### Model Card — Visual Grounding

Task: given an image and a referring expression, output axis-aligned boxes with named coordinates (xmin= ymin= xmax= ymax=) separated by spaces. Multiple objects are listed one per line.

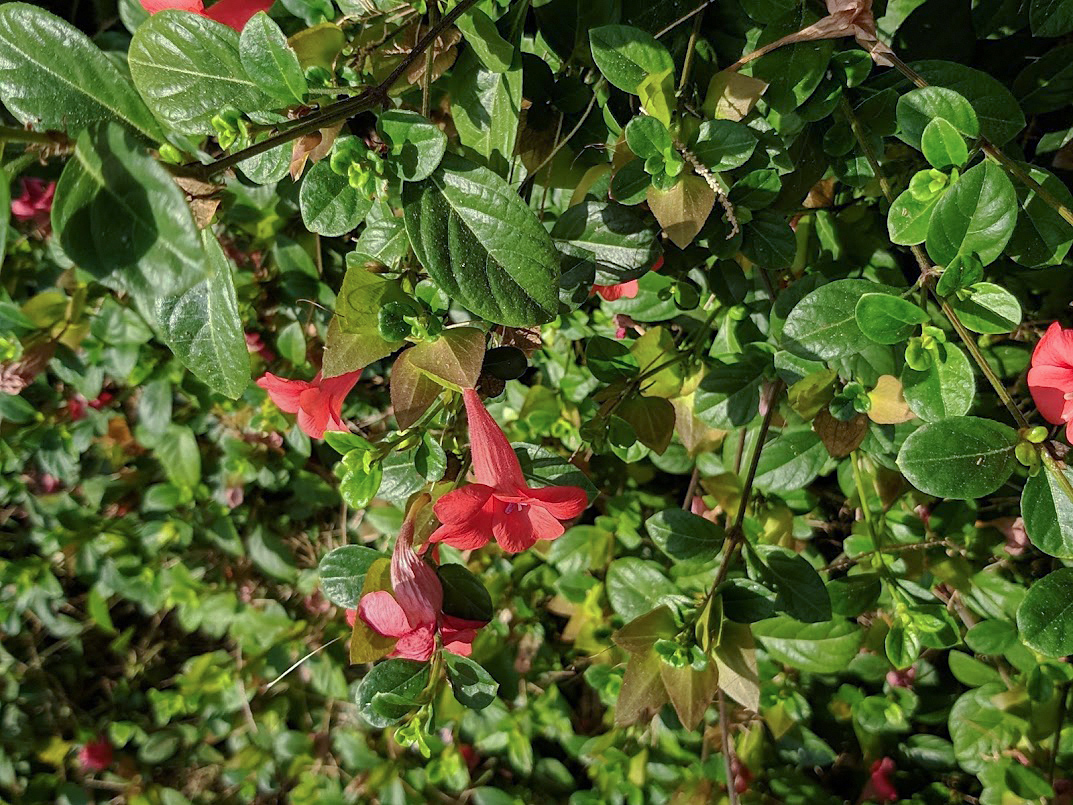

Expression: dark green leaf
xmin=691 ymin=120 xmax=757 ymax=172
xmin=403 ymin=153 xmax=559 ymax=327
xmin=445 ymin=654 xmax=498 ymax=709
xmin=300 ymin=159 xmax=373 ymax=237
xmin=450 ymin=50 xmax=521 ymax=179
xmin=910 ymin=61 xmax=1025 ymax=146
xmin=552 ymin=200 xmax=661 ymax=285
xmin=355 ymin=659 xmax=431 ymax=727
xmin=645 ymin=509 xmax=725 ymax=564
xmin=693 ymin=349 xmax=769 ymax=429
xmin=926 ymin=162 xmax=1017 ymax=268
xmin=1006 ymin=163 xmax=1073 ymax=268
xmin=754 ymin=545 xmax=832 ymax=623
xmin=751 ymin=616 xmax=862 ymax=673
xmin=318 ymin=545 xmax=385 ymax=608
xmin=1021 ymin=464 xmax=1073 ymax=559
xmin=896 ymin=416 xmax=1018 ymax=499
xmin=782 ymin=280 xmax=898 ymax=360
xmin=240 ymin=12 xmax=307 ymax=104
xmin=896 ymin=86 xmax=979 ymax=151
xmin=437 ymin=563 xmax=493 ymax=622
xmin=589 ymin=25 xmax=674 ymax=94
xmin=854 ymin=293 xmax=929 ymax=345
xmin=949 ymin=283 xmax=1021 ymax=334
xmin=1018 ymin=567 xmax=1073 ymax=656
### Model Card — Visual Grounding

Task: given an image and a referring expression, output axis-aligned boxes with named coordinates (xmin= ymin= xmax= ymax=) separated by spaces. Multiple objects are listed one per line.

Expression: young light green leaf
xmin=897 ymin=416 xmax=1018 ymax=499
xmin=949 ymin=282 xmax=1021 ymax=334
xmin=896 ymin=86 xmax=979 ymax=151
xmin=921 ymin=117 xmax=969 ymax=169
xmin=0 ymin=3 xmax=163 ymax=141
xmin=888 ymin=188 xmax=942 ymax=246
xmin=589 ymin=25 xmax=674 ymax=95
xmin=154 ymin=231 xmax=251 ymax=400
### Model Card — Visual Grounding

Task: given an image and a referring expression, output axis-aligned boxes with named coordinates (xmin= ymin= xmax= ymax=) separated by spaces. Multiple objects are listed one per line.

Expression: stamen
xmin=503 ymin=502 xmax=529 ymax=514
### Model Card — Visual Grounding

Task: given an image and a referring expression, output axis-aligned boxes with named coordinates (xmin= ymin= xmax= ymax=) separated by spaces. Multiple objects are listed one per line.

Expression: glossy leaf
xmin=854 ymin=293 xmax=929 ymax=345
xmin=589 ymin=25 xmax=674 ymax=94
xmin=1021 ymin=465 xmax=1073 ymax=559
xmin=445 ymin=654 xmax=498 ymax=709
xmin=645 ymin=509 xmax=725 ymax=564
xmin=379 ymin=110 xmax=448 ymax=182
xmin=240 ymin=12 xmax=307 ymax=104
xmin=901 ymin=343 xmax=975 ymax=422
xmin=897 ymin=416 xmax=1018 ymax=499
xmin=318 ymin=545 xmax=385 ymax=608
xmin=1017 ymin=568 xmax=1073 ymax=657
xmin=751 ymin=616 xmax=863 ymax=674
xmin=949 ymin=283 xmax=1022 ymax=334
xmin=299 ymin=159 xmax=373 ymax=237
xmin=355 ymin=659 xmax=431 ymax=728
xmin=782 ymin=280 xmax=899 ymax=361
xmin=926 ymin=162 xmax=1017 ymax=268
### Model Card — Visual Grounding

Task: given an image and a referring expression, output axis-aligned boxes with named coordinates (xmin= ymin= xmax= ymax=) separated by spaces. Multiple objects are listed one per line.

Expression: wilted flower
xmin=1028 ymin=322 xmax=1073 ymax=442
xmin=256 ymin=370 xmax=361 ymax=440
xmin=429 ymin=389 xmax=588 ymax=553
xmin=356 ymin=521 xmax=485 ymax=660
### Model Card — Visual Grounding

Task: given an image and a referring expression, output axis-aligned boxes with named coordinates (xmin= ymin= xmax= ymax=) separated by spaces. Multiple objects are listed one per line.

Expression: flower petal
xmin=202 ymin=0 xmax=274 ymax=30
xmin=523 ymin=484 xmax=589 ymax=520
xmin=594 ymin=279 xmax=639 ymax=301
xmin=357 ymin=591 xmax=411 ymax=638
xmin=141 ymin=0 xmax=205 ymax=13
xmin=526 ymin=504 xmax=566 ymax=542
xmin=391 ymin=625 xmax=436 ymax=661
xmin=491 ymin=503 xmax=536 ymax=553
xmin=1028 ymin=365 xmax=1073 ymax=426
xmin=463 ymin=388 xmax=526 ymax=490
xmin=391 ymin=522 xmax=443 ymax=624
xmin=429 ymin=521 xmax=491 ymax=551
xmin=256 ymin=372 xmax=309 ymax=414
xmin=1033 ymin=322 xmax=1073 ymax=371
xmin=434 ymin=484 xmax=495 ymax=523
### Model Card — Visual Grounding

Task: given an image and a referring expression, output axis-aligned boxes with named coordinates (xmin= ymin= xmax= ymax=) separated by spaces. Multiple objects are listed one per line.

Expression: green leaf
xmin=659 ymin=662 xmax=719 ymax=731
xmin=606 ymin=558 xmax=677 ymax=621
xmin=691 ymin=120 xmax=757 ymax=172
xmin=754 ymin=545 xmax=831 ymax=623
xmin=901 ymin=342 xmax=975 ymax=422
xmin=352 ymin=203 xmax=410 ymax=269
xmin=751 ymin=616 xmax=863 ymax=674
xmin=887 ymin=187 xmax=942 ymax=246
xmin=445 ymin=654 xmax=498 ymax=709
xmin=1021 ymin=465 xmax=1073 ymax=559
xmin=403 ymin=153 xmax=559 ymax=327
xmin=645 ymin=509 xmax=725 ymax=565
xmin=617 ymin=396 xmax=675 ymax=455
xmin=925 ymin=162 xmax=1017 ymax=268
xmin=157 ymin=424 xmax=201 ymax=491
xmin=1005 ymin=163 xmax=1073 ymax=268
xmin=1018 ymin=568 xmax=1073 ymax=656
xmin=327 ymin=260 xmax=407 ymax=373
xmin=827 ymin=574 xmax=881 ymax=618
xmin=921 ymin=117 xmax=969 ymax=169
xmin=752 ymin=429 xmax=827 ymax=495
xmin=450 ymin=49 xmax=521 ymax=179
xmin=240 ymin=12 xmax=308 ymax=105
xmin=782 ymin=280 xmax=898 ymax=361
xmin=740 ymin=211 xmax=795 ymax=268
xmin=355 ymin=659 xmax=431 ymax=728
xmin=1031 ymin=0 xmax=1073 ymax=36
xmin=0 ymin=3 xmax=163 ymax=140
xmin=379 ymin=110 xmax=447 ymax=182
xmin=338 ymin=452 xmax=383 ymax=508
xmin=611 ymin=160 xmax=651 ymax=205
xmin=551 ymin=200 xmax=661 ymax=285
xmin=455 ymin=7 xmax=513 ymax=72
xmin=589 ymin=25 xmax=674 ymax=94
xmin=910 ymin=61 xmax=1025 ymax=146
xmin=0 ymin=167 xmax=8 ymax=273
xmin=300 ymin=159 xmax=373 ymax=237
xmin=586 ymin=336 xmax=639 ymax=383
xmin=964 ymin=620 xmax=1018 ymax=655
xmin=693 ymin=349 xmax=769 ymax=429
xmin=1013 ymin=44 xmax=1073 ymax=115
xmin=625 ymin=115 xmax=671 ymax=159
xmin=750 ymin=7 xmax=832 ymax=114
xmin=513 ymin=442 xmax=599 ymax=504
xmin=53 ymin=123 xmax=205 ymax=300
xmin=437 ymin=563 xmax=493 ymax=622
xmin=896 ymin=416 xmax=1018 ymax=499
xmin=896 ymin=86 xmax=979 ymax=151
xmin=854 ymin=293 xmax=929 ymax=345
xmin=948 ymin=282 xmax=1021 ymax=334
xmin=154 ymin=231 xmax=251 ymax=399
xmin=129 ymin=11 xmax=274 ymax=135
xmin=318 ymin=545 xmax=385 ymax=608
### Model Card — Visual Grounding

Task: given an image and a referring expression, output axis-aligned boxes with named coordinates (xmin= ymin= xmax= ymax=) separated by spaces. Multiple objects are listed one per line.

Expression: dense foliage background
xmin=2 ymin=0 xmax=1073 ymax=801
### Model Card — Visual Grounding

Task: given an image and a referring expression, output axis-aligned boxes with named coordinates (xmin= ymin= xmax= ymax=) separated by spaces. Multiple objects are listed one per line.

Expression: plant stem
xmin=176 ymin=0 xmax=481 ymax=180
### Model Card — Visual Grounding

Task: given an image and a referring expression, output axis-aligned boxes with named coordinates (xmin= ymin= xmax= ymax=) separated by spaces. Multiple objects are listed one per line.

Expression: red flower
xmin=591 ymin=256 xmax=663 ymax=302
xmin=78 ymin=736 xmax=113 ymax=772
xmin=356 ymin=521 xmax=485 ymax=661
xmin=10 ymin=178 xmax=55 ymax=234
xmin=245 ymin=332 xmax=276 ymax=363
xmin=139 ymin=0 xmax=273 ymax=31
xmin=1028 ymin=322 xmax=1073 ymax=442
xmin=67 ymin=396 xmax=87 ymax=421
xmin=256 ymin=370 xmax=361 ymax=440
xmin=88 ymin=391 xmax=113 ymax=410
xmin=430 ymin=389 xmax=588 ymax=553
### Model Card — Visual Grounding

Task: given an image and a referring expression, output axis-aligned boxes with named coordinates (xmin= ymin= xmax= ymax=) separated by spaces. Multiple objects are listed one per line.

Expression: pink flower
xmin=78 ymin=736 xmax=113 ymax=772
xmin=429 ymin=389 xmax=588 ymax=553
xmin=245 ymin=332 xmax=276 ymax=363
xmin=861 ymin=757 xmax=898 ymax=803
xmin=10 ymin=178 xmax=55 ymax=234
xmin=885 ymin=665 xmax=916 ymax=689
xmin=256 ymin=370 xmax=361 ymax=440
xmin=139 ymin=0 xmax=273 ymax=31
xmin=1028 ymin=322 xmax=1073 ymax=442
xmin=356 ymin=521 xmax=485 ymax=661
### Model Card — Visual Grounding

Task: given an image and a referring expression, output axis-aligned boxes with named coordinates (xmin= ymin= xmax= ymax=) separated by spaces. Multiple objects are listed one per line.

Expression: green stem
xmin=175 ymin=0 xmax=482 ymax=180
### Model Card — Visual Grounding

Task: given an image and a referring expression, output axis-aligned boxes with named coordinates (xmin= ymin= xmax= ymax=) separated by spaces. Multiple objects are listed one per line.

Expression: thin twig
xmin=719 ymin=690 xmax=740 ymax=805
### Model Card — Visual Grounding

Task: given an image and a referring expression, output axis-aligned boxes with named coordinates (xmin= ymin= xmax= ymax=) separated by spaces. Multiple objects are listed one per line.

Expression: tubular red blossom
xmin=591 ymin=256 xmax=663 ymax=302
xmin=256 ymin=370 xmax=361 ymax=439
xmin=78 ymin=737 xmax=113 ymax=772
xmin=861 ymin=757 xmax=898 ymax=802
xmin=429 ymin=389 xmax=588 ymax=553
xmin=11 ymin=178 xmax=55 ymax=232
xmin=356 ymin=522 xmax=485 ymax=661
xmin=139 ymin=0 xmax=273 ymax=31
xmin=1027 ymin=322 xmax=1073 ymax=442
